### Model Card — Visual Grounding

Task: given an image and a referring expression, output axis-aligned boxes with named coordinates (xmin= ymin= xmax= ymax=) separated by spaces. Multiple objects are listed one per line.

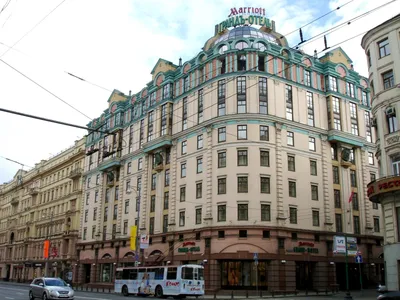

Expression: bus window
xmin=129 ymin=269 xmax=138 ymax=280
xmin=122 ymin=269 xmax=130 ymax=279
xmin=154 ymin=268 xmax=164 ymax=280
xmin=182 ymin=267 xmax=194 ymax=280
xmin=167 ymin=267 xmax=177 ymax=280
xmin=116 ymin=271 xmax=123 ymax=280
xmin=198 ymin=268 xmax=204 ymax=280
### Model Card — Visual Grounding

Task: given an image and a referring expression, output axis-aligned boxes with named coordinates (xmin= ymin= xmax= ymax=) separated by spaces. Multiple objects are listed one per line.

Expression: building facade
xmin=362 ymin=14 xmax=400 ymax=291
xmin=0 ymin=139 xmax=85 ymax=282
xmin=78 ymin=15 xmax=384 ymax=292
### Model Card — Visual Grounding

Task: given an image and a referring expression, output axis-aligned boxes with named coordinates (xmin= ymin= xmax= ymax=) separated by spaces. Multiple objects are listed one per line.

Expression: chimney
xmin=179 ymin=58 xmax=182 ymax=66
xmin=129 ymin=90 xmax=131 ymax=96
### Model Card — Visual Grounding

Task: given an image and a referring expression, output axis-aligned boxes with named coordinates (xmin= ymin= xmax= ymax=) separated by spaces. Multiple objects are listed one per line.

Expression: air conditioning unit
xmin=386 ymin=106 xmax=396 ymax=116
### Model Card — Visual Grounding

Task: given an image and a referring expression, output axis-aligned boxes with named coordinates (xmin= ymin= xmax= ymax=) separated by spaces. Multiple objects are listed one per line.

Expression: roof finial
xmin=179 ymin=58 xmax=182 ymax=67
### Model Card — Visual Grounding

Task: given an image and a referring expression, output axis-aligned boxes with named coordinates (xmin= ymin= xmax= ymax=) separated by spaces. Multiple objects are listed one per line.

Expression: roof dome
xmin=213 ymin=26 xmax=280 ymax=46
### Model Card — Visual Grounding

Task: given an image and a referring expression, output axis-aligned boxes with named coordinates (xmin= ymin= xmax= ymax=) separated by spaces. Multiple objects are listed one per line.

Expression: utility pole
xmin=135 ymin=193 xmax=141 ymax=265
xmin=44 ymin=211 xmax=54 ymax=277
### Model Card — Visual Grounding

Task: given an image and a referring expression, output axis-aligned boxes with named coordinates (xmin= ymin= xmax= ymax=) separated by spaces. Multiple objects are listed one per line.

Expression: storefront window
xmin=221 ymin=261 xmax=268 ymax=289
xmin=100 ymin=264 xmax=113 ymax=282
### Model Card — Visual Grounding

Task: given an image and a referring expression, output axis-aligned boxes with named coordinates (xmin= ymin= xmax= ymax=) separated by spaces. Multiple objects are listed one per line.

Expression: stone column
xmin=321 ymin=135 xmax=333 ymax=227
xmin=204 ymin=126 xmax=213 ymax=224
xmin=275 ymin=122 xmax=285 ymax=222
xmin=168 ymin=140 xmax=178 ymax=231
xmin=360 ymin=148 xmax=373 ymax=231
xmin=140 ymin=154 xmax=149 ymax=230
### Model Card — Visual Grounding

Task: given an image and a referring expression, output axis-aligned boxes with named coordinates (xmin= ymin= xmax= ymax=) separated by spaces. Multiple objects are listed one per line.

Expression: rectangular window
xmin=196 ymin=182 xmax=202 ymax=199
xmin=149 ymin=217 xmax=154 ymax=235
xmin=350 ymin=102 xmax=357 ymax=119
xmin=347 ymin=82 xmax=355 ymax=98
xmin=147 ymin=111 xmax=155 ymax=142
xmin=334 ymin=189 xmax=341 ymax=208
xmin=334 ymin=118 xmax=342 ymax=130
xmin=378 ymin=38 xmax=390 ymax=58
xmin=332 ymin=96 xmax=340 ymax=113
xmin=260 ymin=177 xmax=270 ymax=194
xmin=382 ymin=70 xmax=394 ymax=89
xmin=307 ymin=91 xmax=314 ymax=126
xmin=305 ymin=70 xmax=311 ymax=86
xmin=198 ymin=89 xmax=204 ymax=123
xmin=368 ymin=152 xmax=374 ymax=165
xmin=179 ymin=211 xmax=185 ymax=226
xmin=365 ymin=111 xmax=372 ymax=142
xmin=150 ymin=195 xmax=156 ymax=213
xmin=362 ymin=91 xmax=368 ymax=105
xmin=289 ymin=181 xmax=296 ymax=197
xmin=312 ymin=210 xmax=320 ymax=226
xmin=218 ymin=80 xmax=226 ymax=116
xmin=353 ymin=216 xmax=360 ymax=234
xmin=163 ymin=83 xmax=171 ymax=99
xmin=261 ymin=204 xmax=271 ymax=221
xmin=197 ymin=157 xmax=203 ymax=173
xmin=151 ymin=174 xmax=156 ymax=190
xmin=286 ymin=85 xmax=293 ymax=120
xmin=84 ymin=210 xmax=88 ymax=222
xmin=260 ymin=125 xmax=269 ymax=141
xmin=333 ymin=166 xmax=340 ymax=184
xmin=388 ymin=113 xmax=398 ymax=134
xmin=218 ymin=205 xmax=226 ymax=222
xmin=287 ymin=131 xmax=294 ymax=146
xmin=127 ymin=162 xmax=132 ymax=174
xmin=138 ymin=158 xmax=143 ymax=170
xmin=289 ymin=207 xmax=297 ymax=224
xmin=350 ymin=170 xmax=357 ymax=187
xmin=352 ymin=193 xmax=359 ymax=211
xmin=164 ymin=191 xmax=169 ymax=210
xmin=184 ymin=76 xmax=190 ymax=92
xmin=237 ymin=76 xmax=247 ymax=113
xmin=93 ymin=207 xmax=97 ymax=220
xmin=180 ymin=186 xmax=186 ymax=202
xmin=195 ymin=208 xmax=202 ymax=224
xmin=311 ymin=185 xmax=318 ymax=200
xmin=329 ymin=76 xmax=338 ymax=92
xmin=218 ymin=178 xmax=226 ymax=194
xmin=374 ymin=217 xmax=380 ymax=233
xmin=260 ymin=150 xmax=270 ymax=167
xmin=182 ymin=97 xmax=188 ymax=130
xmin=181 ymin=140 xmax=187 ymax=155
xmin=237 ymin=150 xmax=248 ymax=166
xmin=335 ymin=214 xmax=343 ymax=232
xmin=163 ymin=214 xmax=168 ymax=233
xmin=113 ymin=204 xmax=118 ymax=220
xmin=218 ymin=151 xmax=226 ymax=168
xmin=238 ymin=176 xmax=248 ymax=193
xmin=238 ymin=204 xmax=248 ymax=221
xmin=237 ymin=125 xmax=247 ymax=140
xmin=197 ymin=135 xmax=203 ymax=149
xmin=181 ymin=163 xmax=186 ymax=178
xmin=288 ymin=155 xmax=295 ymax=171
xmin=310 ymin=160 xmax=317 ymax=175
xmin=309 ymin=137 xmax=316 ymax=151
xmin=165 ymin=169 xmax=170 ymax=187
xmin=218 ymin=127 xmax=226 ymax=142
xmin=124 ymin=200 xmax=129 ymax=214
xmin=160 ymin=104 xmax=168 ymax=136
xmin=259 ymin=77 xmax=268 ymax=114
xmin=367 ymin=50 xmax=371 ymax=67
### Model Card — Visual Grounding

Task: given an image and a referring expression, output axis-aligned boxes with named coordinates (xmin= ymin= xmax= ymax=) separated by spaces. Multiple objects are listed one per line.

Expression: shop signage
xmin=333 ymin=236 xmax=358 ymax=256
xmin=367 ymin=176 xmax=400 ymax=199
xmin=178 ymin=241 xmax=200 ymax=253
xmin=299 ymin=242 xmax=314 ymax=247
xmin=140 ymin=234 xmax=149 ymax=249
xmin=293 ymin=246 xmax=319 ymax=254
xmin=228 ymin=7 xmax=266 ymax=17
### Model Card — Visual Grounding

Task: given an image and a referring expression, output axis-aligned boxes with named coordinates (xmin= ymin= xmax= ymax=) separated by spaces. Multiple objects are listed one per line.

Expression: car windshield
xmin=45 ymin=279 xmax=67 ymax=287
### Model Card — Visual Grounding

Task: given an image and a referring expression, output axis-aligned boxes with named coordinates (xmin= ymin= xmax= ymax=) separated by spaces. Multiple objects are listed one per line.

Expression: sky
xmin=0 ymin=0 xmax=398 ymax=184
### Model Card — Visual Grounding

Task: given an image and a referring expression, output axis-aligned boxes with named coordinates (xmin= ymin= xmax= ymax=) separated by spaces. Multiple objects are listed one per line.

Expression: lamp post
xmin=44 ymin=211 xmax=54 ymax=277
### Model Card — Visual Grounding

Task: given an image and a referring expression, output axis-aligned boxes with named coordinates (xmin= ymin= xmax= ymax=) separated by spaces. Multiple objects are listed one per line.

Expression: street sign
xmin=253 ymin=252 xmax=258 ymax=260
xmin=355 ymin=255 xmax=363 ymax=264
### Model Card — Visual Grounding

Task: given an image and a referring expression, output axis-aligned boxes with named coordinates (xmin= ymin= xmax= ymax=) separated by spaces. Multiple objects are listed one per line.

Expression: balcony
xmin=327 ymin=130 xmax=364 ymax=147
xmin=29 ymin=187 xmax=39 ymax=195
xmin=367 ymin=175 xmax=400 ymax=203
xmin=143 ymin=134 xmax=172 ymax=153
xmin=69 ymin=168 xmax=83 ymax=179
xmin=98 ymin=157 xmax=121 ymax=172
xmin=11 ymin=197 xmax=19 ymax=205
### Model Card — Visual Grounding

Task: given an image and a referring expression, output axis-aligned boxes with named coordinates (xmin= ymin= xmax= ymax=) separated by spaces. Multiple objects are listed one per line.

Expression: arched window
xmin=219 ymin=45 xmax=228 ymax=55
xmin=235 ymin=42 xmax=248 ymax=50
xmin=254 ymin=42 xmax=267 ymax=52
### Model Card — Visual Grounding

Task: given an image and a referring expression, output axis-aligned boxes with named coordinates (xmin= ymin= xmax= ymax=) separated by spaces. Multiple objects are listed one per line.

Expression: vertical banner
xmin=140 ymin=234 xmax=149 ymax=249
xmin=130 ymin=226 xmax=137 ymax=251
xmin=43 ymin=240 xmax=50 ymax=258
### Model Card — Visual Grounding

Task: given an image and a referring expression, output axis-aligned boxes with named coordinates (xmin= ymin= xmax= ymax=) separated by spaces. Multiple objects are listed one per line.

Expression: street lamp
xmin=43 ymin=211 xmax=54 ymax=277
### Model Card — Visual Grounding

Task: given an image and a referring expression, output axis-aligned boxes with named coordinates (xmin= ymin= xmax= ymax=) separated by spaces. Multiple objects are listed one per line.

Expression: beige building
xmin=0 ymin=138 xmax=85 ymax=282
xmin=362 ymin=14 xmax=400 ymax=291
xmin=78 ymin=19 xmax=383 ymax=292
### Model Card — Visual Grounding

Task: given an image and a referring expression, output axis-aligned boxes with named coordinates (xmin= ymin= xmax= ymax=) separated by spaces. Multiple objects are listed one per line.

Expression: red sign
xmin=190 ymin=287 xmax=201 ymax=291
xmin=299 ymin=242 xmax=314 ymax=247
xmin=51 ymin=246 xmax=58 ymax=257
xmin=228 ymin=7 xmax=266 ymax=17
xmin=166 ymin=281 xmax=180 ymax=287
xmin=43 ymin=240 xmax=50 ymax=258
xmin=182 ymin=241 xmax=196 ymax=247
xmin=367 ymin=177 xmax=400 ymax=198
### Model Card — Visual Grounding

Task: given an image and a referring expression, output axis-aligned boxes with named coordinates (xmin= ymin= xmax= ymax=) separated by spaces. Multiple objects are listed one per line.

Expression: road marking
xmin=5 ymin=297 xmax=15 ymax=299
xmin=16 ymin=293 xmax=24 ymax=295
xmin=0 ymin=287 xmax=26 ymax=291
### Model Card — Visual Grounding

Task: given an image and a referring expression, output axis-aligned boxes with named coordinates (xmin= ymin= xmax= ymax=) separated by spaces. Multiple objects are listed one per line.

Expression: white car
xmin=29 ymin=277 xmax=74 ymax=300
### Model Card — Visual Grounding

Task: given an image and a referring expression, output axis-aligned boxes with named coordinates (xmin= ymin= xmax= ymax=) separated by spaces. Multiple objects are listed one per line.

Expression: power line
xmin=0 ymin=107 xmax=108 ymax=134
xmin=0 ymin=58 xmax=92 ymax=120
xmin=0 ymin=155 xmax=33 ymax=169
xmin=0 ymin=0 xmax=67 ymax=58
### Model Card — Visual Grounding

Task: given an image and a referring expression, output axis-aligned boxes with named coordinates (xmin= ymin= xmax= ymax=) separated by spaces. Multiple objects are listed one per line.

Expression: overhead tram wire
xmin=91 ymin=1 xmax=392 ymax=142
xmin=0 ymin=0 xmax=67 ymax=58
xmin=0 ymin=107 xmax=108 ymax=134
xmin=0 ymin=58 xmax=92 ymax=120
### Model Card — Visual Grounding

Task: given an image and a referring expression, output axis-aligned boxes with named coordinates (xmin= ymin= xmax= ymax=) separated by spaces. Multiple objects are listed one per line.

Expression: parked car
xmin=29 ymin=277 xmax=74 ymax=300
xmin=377 ymin=291 xmax=400 ymax=299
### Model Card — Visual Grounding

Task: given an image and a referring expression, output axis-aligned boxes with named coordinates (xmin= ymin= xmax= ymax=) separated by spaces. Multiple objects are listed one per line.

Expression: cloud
xmin=0 ymin=0 xmax=395 ymax=183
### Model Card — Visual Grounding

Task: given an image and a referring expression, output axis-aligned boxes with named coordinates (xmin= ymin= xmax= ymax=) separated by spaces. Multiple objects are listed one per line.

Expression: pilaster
xmin=169 ymin=140 xmax=178 ymax=231
xmin=360 ymin=148 xmax=373 ymax=231
xmin=321 ymin=135 xmax=333 ymax=227
xmin=140 ymin=154 xmax=149 ymax=230
xmin=204 ymin=125 xmax=213 ymax=223
xmin=275 ymin=122 xmax=285 ymax=221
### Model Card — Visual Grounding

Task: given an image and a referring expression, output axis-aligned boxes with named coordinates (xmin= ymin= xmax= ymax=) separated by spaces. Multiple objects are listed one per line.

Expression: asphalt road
xmin=0 ymin=282 xmax=380 ymax=300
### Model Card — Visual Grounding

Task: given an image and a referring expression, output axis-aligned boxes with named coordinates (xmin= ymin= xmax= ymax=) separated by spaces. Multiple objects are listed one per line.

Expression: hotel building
xmin=78 ymin=16 xmax=383 ymax=292
xmin=362 ymin=14 xmax=400 ymax=291
xmin=0 ymin=139 xmax=84 ymax=282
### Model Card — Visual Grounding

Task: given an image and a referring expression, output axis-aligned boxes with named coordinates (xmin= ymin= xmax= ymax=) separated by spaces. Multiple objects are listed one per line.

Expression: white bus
xmin=115 ymin=264 xmax=205 ymax=298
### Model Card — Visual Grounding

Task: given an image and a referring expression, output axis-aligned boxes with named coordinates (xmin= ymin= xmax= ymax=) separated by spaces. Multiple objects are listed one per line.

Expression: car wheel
xmin=29 ymin=291 xmax=34 ymax=300
xmin=122 ymin=285 xmax=129 ymax=297
xmin=155 ymin=286 xmax=163 ymax=298
xmin=42 ymin=292 xmax=47 ymax=300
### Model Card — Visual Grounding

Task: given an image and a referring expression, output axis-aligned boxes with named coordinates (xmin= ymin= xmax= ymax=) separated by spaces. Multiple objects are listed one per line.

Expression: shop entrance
xmin=295 ymin=262 xmax=316 ymax=290
xmin=220 ymin=260 xmax=268 ymax=290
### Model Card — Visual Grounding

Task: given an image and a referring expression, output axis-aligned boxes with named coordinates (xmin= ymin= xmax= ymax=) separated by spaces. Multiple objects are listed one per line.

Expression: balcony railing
xmin=69 ymin=168 xmax=83 ymax=179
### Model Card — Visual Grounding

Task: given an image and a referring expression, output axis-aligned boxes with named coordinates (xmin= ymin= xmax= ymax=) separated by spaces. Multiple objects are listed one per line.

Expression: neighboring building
xmin=362 ymin=14 xmax=400 ymax=291
xmin=0 ymin=139 xmax=85 ymax=282
xmin=78 ymin=13 xmax=383 ymax=292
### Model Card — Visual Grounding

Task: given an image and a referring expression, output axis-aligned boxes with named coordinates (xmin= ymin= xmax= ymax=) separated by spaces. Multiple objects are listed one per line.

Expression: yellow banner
xmin=130 ymin=226 xmax=137 ymax=251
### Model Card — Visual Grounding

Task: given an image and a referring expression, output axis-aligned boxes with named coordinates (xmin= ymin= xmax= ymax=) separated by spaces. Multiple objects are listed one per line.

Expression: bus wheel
xmin=155 ymin=285 xmax=163 ymax=298
xmin=122 ymin=285 xmax=129 ymax=297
